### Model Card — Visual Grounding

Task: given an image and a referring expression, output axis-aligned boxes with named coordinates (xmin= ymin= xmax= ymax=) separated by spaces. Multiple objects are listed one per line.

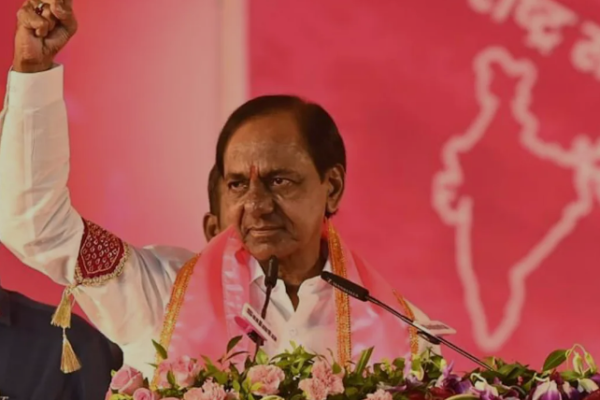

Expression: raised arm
xmin=0 ymin=0 xmax=193 ymax=351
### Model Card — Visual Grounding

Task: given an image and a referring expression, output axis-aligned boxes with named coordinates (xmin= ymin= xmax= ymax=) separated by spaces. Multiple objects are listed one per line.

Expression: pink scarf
xmin=158 ymin=223 xmax=417 ymax=367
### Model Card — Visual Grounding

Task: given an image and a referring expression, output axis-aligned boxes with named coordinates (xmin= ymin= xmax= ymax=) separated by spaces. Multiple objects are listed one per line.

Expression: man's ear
xmin=325 ymin=164 xmax=345 ymax=215
xmin=203 ymin=213 xmax=220 ymax=242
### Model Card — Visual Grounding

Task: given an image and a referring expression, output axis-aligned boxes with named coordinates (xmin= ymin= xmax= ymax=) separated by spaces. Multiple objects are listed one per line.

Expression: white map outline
xmin=432 ymin=46 xmax=600 ymax=352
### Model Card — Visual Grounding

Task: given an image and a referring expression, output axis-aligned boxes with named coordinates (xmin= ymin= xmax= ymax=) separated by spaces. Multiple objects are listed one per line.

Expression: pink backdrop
xmin=2 ymin=0 xmax=600 ymax=371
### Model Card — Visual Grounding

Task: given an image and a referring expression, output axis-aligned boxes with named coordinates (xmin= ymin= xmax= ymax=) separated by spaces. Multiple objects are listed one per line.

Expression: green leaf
xmin=431 ymin=354 xmax=445 ymax=370
xmin=355 ymin=347 xmax=374 ymax=377
xmin=498 ymin=364 xmax=517 ymax=377
xmin=202 ymin=356 xmax=216 ymax=369
xmin=214 ymin=371 xmax=229 ymax=385
xmin=225 ymin=351 xmax=249 ymax=362
xmin=573 ymin=352 xmax=585 ymax=375
xmin=332 ymin=362 xmax=342 ymax=374
xmin=392 ymin=358 xmax=406 ymax=371
xmin=232 ymin=380 xmax=241 ymax=393
xmin=508 ymin=366 xmax=528 ymax=382
xmin=522 ymin=377 xmax=536 ymax=392
xmin=412 ymin=358 xmax=422 ymax=372
xmin=585 ymin=351 xmax=598 ymax=374
xmin=345 ymin=387 xmax=359 ymax=397
xmin=109 ymin=395 xmax=134 ymax=400
xmin=256 ymin=349 xmax=269 ymax=365
xmin=483 ymin=356 xmax=497 ymax=369
xmin=242 ymin=377 xmax=251 ymax=391
xmin=167 ymin=370 xmax=177 ymax=388
xmin=227 ymin=336 xmax=244 ymax=354
xmin=229 ymin=363 xmax=240 ymax=377
xmin=152 ymin=339 xmax=168 ymax=361
xmin=543 ymin=349 xmax=568 ymax=371
xmin=251 ymin=382 xmax=263 ymax=392
xmin=561 ymin=370 xmax=580 ymax=382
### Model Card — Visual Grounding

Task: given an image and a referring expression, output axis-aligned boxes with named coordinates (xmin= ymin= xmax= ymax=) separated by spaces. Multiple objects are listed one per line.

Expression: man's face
xmin=221 ymin=112 xmax=333 ymax=262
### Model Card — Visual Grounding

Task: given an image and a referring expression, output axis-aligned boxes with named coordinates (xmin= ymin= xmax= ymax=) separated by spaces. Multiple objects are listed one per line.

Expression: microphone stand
xmin=251 ymin=256 xmax=279 ymax=359
xmin=321 ymin=271 xmax=492 ymax=371
xmin=261 ymin=277 xmax=276 ymax=320
xmin=367 ymin=296 xmax=492 ymax=371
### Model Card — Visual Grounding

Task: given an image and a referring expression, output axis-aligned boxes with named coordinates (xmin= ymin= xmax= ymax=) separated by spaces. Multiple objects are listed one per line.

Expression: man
xmin=0 ymin=0 xmax=438 ymax=379
xmin=202 ymin=161 xmax=439 ymax=366
xmin=0 ymin=283 xmax=123 ymax=400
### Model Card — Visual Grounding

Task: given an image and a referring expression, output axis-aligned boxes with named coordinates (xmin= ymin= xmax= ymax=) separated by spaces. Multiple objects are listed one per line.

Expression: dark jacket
xmin=0 ymin=287 xmax=123 ymax=400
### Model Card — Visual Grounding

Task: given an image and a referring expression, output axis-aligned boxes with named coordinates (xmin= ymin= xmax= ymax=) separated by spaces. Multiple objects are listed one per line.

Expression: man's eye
xmin=228 ymin=181 xmax=247 ymax=190
xmin=271 ymin=178 xmax=289 ymax=186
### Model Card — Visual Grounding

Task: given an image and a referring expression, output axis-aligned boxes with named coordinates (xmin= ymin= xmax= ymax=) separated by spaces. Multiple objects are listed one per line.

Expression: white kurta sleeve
xmin=0 ymin=66 xmax=194 ymax=350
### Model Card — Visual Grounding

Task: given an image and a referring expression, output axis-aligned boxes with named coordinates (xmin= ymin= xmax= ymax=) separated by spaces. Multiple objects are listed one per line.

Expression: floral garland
xmin=106 ymin=338 xmax=600 ymax=400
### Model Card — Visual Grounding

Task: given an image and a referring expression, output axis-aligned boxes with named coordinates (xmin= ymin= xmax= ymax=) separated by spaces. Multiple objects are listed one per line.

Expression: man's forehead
xmin=224 ymin=145 xmax=313 ymax=176
xmin=226 ymin=114 xmax=307 ymax=153
xmin=225 ymin=137 xmax=306 ymax=157
xmin=223 ymin=115 xmax=314 ymax=176
xmin=224 ymin=163 xmax=302 ymax=177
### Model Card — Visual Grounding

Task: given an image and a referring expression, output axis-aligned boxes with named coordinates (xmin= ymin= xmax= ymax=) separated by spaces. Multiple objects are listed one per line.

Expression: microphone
xmin=261 ymin=256 xmax=279 ymax=319
xmin=321 ymin=271 xmax=492 ymax=371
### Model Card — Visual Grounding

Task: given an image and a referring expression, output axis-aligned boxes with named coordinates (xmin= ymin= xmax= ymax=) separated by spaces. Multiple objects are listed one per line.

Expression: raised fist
xmin=13 ymin=0 xmax=77 ymax=73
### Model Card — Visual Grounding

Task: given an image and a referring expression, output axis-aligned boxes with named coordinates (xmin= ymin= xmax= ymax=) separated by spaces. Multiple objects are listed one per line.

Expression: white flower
xmin=578 ymin=378 xmax=599 ymax=393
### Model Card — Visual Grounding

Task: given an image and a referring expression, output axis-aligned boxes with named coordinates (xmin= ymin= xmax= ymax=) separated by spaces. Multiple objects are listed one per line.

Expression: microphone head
xmin=265 ymin=256 xmax=279 ymax=288
xmin=321 ymin=271 xmax=370 ymax=301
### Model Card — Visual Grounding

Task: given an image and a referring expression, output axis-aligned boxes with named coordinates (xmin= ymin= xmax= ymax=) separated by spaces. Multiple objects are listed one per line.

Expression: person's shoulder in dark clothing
xmin=0 ymin=288 xmax=123 ymax=400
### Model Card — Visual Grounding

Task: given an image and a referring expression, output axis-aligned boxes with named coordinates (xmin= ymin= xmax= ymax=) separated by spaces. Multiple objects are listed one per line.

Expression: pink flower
xmin=311 ymin=360 xmax=345 ymax=395
xmin=184 ymin=388 xmax=206 ymax=400
xmin=172 ymin=356 xmax=201 ymax=388
xmin=156 ymin=357 xmax=201 ymax=389
xmin=299 ymin=378 xmax=329 ymax=400
xmin=299 ymin=360 xmax=346 ymax=400
xmin=226 ymin=391 xmax=240 ymax=400
xmin=247 ymin=365 xmax=286 ymax=396
xmin=183 ymin=379 xmax=228 ymax=400
xmin=156 ymin=360 xmax=173 ymax=389
xmin=105 ymin=389 xmax=113 ymax=400
xmin=132 ymin=388 xmax=160 ymax=400
xmin=366 ymin=389 xmax=393 ymax=400
xmin=110 ymin=365 xmax=145 ymax=395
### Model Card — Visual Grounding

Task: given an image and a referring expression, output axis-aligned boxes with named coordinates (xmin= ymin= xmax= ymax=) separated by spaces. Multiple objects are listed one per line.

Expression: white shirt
xmin=0 ymin=66 xmax=435 ymax=378
xmin=249 ymin=258 xmax=338 ymax=357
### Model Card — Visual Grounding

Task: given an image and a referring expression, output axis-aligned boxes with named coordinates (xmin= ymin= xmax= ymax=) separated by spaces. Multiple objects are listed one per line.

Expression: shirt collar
xmin=249 ymin=257 xmax=333 ymax=286
xmin=0 ymin=286 xmax=12 ymax=326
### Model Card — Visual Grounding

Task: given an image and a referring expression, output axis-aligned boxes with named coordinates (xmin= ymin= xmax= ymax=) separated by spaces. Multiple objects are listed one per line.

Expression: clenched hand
xmin=13 ymin=0 xmax=77 ymax=73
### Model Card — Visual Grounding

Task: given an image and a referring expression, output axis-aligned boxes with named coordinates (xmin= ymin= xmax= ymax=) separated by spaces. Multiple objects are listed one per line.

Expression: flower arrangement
xmin=106 ymin=338 xmax=600 ymax=400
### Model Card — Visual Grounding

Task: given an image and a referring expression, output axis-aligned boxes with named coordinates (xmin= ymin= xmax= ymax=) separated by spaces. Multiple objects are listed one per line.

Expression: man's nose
xmin=243 ymin=180 xmax=274 ymax=216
